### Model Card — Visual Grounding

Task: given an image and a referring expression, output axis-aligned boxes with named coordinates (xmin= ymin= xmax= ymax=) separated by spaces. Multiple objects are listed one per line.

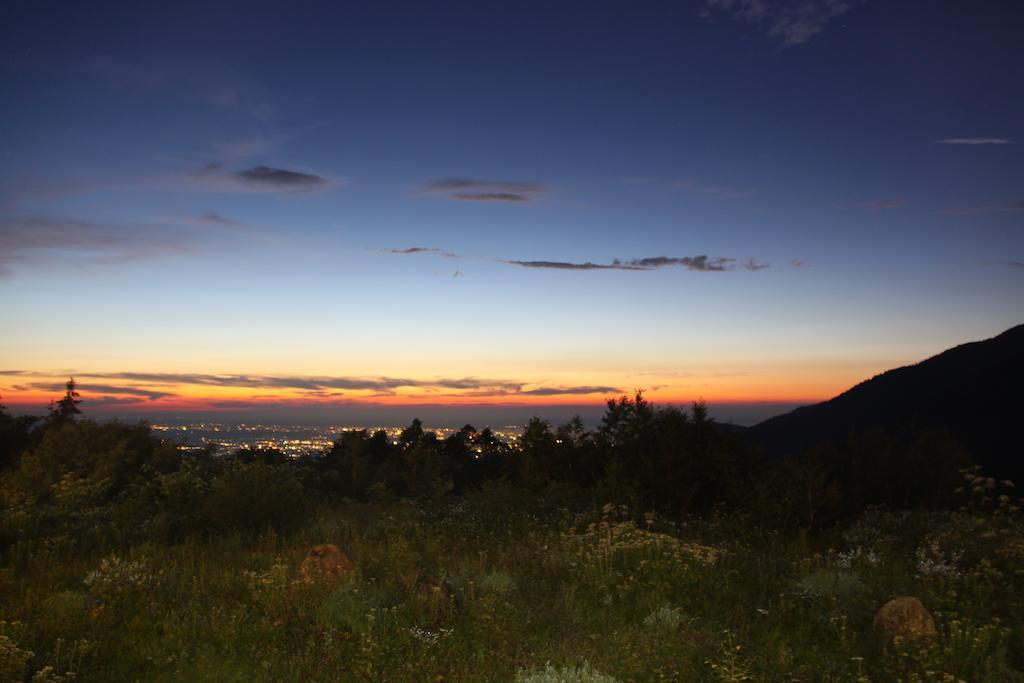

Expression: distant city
xmin=150 ymin=422 xmax=524 ymax=458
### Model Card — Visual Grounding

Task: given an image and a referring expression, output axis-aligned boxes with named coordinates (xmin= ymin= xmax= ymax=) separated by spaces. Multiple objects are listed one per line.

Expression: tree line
xmin=0 ymin=379 xmax=974 ymax=552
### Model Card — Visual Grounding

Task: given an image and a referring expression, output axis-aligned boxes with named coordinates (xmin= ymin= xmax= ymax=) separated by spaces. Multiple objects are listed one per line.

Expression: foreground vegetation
xmin=1 ymin=384 xmax=1022 ymax=681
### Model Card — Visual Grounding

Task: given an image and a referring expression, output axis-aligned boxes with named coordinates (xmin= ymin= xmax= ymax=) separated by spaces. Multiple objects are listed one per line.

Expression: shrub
xmin=202 ymin=462 xmax=306 ymax=535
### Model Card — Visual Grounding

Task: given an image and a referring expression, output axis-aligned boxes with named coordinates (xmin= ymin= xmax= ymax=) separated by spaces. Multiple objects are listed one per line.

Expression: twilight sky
xmin=1 ymin=0 xmax=1022 ymax=426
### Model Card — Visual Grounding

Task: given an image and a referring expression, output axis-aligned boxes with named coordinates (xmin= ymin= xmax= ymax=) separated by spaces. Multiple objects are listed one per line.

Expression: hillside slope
xmin=748 ymin=324 xmax=1024 ymax=476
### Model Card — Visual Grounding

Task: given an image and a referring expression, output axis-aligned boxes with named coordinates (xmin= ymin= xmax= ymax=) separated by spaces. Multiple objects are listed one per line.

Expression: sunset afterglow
xmin=2 ymin=1 xmax=1021 ymax=425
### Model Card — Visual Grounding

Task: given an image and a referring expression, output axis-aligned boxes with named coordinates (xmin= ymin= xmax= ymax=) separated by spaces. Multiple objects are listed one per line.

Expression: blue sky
xmin=1 ymin=0 xmax=1021 ymax=425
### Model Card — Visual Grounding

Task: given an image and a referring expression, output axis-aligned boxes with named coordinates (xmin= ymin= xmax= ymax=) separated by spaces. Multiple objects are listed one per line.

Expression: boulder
xmin=299 ymin=544 xmax=356 ymax=584
xmin=873 ymin=596 xmax=936 ymax=645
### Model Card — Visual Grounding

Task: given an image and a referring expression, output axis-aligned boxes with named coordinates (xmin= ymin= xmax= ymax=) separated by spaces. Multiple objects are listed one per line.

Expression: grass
xmin=2 ymin=486 xmax=1023 ymax=682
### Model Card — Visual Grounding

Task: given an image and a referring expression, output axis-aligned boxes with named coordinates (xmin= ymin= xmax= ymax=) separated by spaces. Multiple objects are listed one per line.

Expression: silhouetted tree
xmin=399 ymin=418 xmax=425 ymax=449
xmin=473 ymin=427 xmax=508 ymax=457
xmin=555 ymin=415 xmax=587 ymax=447
xmin=367 ymin=429 xmax=392 ymax=458
xmin=48 ymin=377 xmax=82 ymax=422
xmin=519 ymin=417 xmax=555 ymax=486
xmin=321 ymin=430 xmax=374 ymax=498
xmin=234 ymin=446 xmax=287 ymax=466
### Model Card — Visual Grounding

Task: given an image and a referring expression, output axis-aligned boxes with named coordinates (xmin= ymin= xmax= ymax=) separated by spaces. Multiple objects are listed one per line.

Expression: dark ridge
xmin=747 ymin=324 xmax=1024 ymax=478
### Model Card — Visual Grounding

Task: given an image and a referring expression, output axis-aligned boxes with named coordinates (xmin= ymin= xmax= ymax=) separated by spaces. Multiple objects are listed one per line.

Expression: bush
xmin=202 ymin=462 xmax=307 ymax=536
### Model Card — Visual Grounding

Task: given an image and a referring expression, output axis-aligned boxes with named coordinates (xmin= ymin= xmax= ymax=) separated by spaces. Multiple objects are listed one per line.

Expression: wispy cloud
xmin=382 ymin=246 xmax=460 ymax=257
xmin=0 ymin=216 xmax=200 ymax=278
xmin=22 ymin=382 xmax=174 ymax=401
xmin=3 ymin=371 xmax=620 ymax=400
xmin=235 ymin=166 xmax=327 ymax=189
xmin=704 ymin=0 xmax=860 ymax=46
xmin=454 ymin=192 xmax=530 ymax=202
xmin=938 ymin=138 xmax=1014 ymax=145
xmin=628 ymin=256 xmax=736 ymax=271
xmin=505 ymin=260 xmax=643 ymax=271
xmin=181 ymin=162 xmax=333 ymax=194
xmin=88 ymin=396 xmax=168 ymax=408
xmin=419 ymin=178 xmax=545 ymax=203
xmin=1007 ymin=202 xmax=1024 ymax=210
xmin=196 ymin=211 xmax=245 ymax=227
xmin=506 ymin=255 xmax=769 ymax=272
xmin=520 ymin=385 xmax=621 ymax=396
xmin=388 ymin=247 xmax=440 ymax=254
xmin=9 ymin=161 xmax=334 ymax=206
xmin=380 ymin=246 xmax=771 ymax=273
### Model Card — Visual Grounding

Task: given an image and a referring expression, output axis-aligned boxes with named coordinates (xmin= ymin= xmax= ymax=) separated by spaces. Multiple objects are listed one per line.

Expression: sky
xmin=1 ymin=0 xmax=1022 ymax=427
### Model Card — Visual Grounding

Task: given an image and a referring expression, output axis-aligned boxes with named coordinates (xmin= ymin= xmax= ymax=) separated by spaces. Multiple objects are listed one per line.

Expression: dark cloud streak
xmin=521 ymin=386 xmax=621 ymax=396
xmin=234 ymin=166 xmax=327 ymax=189
xmin=420 ymin=177 xmax=544 ymax=203
xmin=387 ymin=247 xmax=441 ymax=254
xmin=505 ymin=255 xmax=769 ymax=272
xmin=8 ymin=374 xmax=618 ymax=401
xmin=380 ymin=246 xmax=772 ymax=273
xmin=24 ymin=382 xmax=174 ymax=401
xmin=938 ymin=138 xmax=1013 ymax=145
xmin=451 ymin=192 xmax=530 ymax=202
xmin=380 ymin=247 xmax=461 ymax=258
xmin=422 ymin=178 xmax=543 ymax=193
xmin=505 ymin=260 xmax=639 ymax=271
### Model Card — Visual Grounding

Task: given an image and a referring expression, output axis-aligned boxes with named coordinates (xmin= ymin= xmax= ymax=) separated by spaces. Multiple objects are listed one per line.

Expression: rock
xmin=299 ymin=544 xmax=355 ymax=584
xmin=873 ymin=596 xmax=936 ymax=645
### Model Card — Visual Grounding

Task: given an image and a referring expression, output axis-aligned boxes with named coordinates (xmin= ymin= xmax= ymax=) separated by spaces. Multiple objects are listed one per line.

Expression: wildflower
xmin=915 ymin=540 xmax=962 ymax=579
xmin=643 ymin=605 xmax=685 ymax=630
xmin=408 ymin=626 xmax=454 ymax=647
xmin=564 ymin=516 xmax=719 ymax=567
xmin=84 ymin=556 xmax=151 ymax=602
xmin=514 ymin=661 xmax=618 ymax=683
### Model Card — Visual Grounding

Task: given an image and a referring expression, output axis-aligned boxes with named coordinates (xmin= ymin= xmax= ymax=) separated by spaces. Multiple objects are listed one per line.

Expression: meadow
xmin=2 ymin=390 xmax=1023 ymax=681
xmin=2 ymin=479 xmax=1022 ymax=682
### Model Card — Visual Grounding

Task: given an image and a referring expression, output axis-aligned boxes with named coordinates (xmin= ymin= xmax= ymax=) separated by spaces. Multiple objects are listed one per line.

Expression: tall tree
xmin=48 ymin=377 xmax=82 ymax=421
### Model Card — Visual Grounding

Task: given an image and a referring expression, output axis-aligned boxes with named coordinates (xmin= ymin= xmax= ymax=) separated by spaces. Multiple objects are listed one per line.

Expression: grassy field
xmin=2 ymin=481 xmax=1022 ymax=682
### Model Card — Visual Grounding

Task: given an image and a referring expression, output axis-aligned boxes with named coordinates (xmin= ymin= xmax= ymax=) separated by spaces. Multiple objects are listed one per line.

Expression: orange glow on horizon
xmin=1 ymin=375 xmax=850 ymax=415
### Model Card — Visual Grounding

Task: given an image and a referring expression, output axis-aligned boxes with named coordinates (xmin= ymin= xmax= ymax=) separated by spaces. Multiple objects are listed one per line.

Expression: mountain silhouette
xmin=748 ymin=324 xmax=1024 ymax=478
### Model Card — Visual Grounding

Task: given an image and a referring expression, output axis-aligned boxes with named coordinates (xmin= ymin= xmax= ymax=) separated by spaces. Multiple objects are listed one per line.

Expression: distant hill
xmin=748 ymin=324 xmax=1024 ymax=477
